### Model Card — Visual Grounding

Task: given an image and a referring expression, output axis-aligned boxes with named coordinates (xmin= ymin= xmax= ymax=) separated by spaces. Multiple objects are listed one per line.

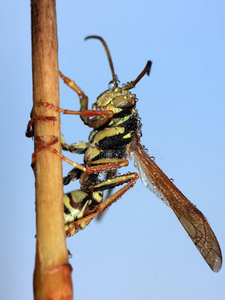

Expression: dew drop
xmin=108 ymin=80 xmax=115 ymax=89
xmin=108 ymin=77 xmax=120 ymax=89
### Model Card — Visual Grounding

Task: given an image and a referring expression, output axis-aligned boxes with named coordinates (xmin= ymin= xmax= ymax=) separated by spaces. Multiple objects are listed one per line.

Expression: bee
xmin=28 ymin=36 xmax=222 ymax=272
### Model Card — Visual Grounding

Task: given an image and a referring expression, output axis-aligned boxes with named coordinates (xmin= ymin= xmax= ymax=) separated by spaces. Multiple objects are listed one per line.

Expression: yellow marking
xmin=116 ymin=114 xmax=131 ymax=126
xmin=94 ymin=127 xmax=125 ymax=144
xmin=92 ymin=191 xmax=103 ymax=203
xmin=85 ymin=147 xmax=100 ymax=162
xmin=123 ymin=132 xmax=132 ymax=139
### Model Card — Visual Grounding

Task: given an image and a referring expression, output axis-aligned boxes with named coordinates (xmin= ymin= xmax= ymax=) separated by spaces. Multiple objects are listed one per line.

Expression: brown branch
xmin=31 ymin=0 xmax=73 ymax=299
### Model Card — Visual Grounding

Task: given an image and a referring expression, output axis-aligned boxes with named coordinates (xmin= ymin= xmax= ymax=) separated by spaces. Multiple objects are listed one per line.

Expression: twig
xmin=31 ymin=0 xmax=73 ymax=299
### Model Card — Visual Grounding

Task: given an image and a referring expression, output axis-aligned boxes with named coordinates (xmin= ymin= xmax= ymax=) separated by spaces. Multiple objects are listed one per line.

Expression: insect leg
xmin=59 ymin=72 xmax=113 ymax=128
xmin=33 ymin=136 xmax=129 ymax=176
xmin=61 ymin=135 xmax=88 ymax=184
xmin=59 ymin=70 xmax=89 ymax=112
xmin=65 ymin=172 xmax=139 ymax=237
xmin=32 ymin=136 xmax=87 ymax=172
xmin=38 ymin=100 xmax=111 ymax=118
xmin=79 ymin=158 xmax=129 ymax=190
xmin=63 ymin=157 xmax=128 ymax=187
xmin=31 ymin=136 xmax=59 ymax=168
xmin=61 ymin=135 xmax=88 ymax=154
xmin=63 ymin=167 xmax=84 ymax=185
xmin=26 ymin=115 xmax=57 ymax=138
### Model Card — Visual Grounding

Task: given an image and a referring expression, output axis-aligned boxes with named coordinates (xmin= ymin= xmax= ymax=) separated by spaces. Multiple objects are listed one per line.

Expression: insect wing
xmin=129 ymin=143 xmax=222 ymax=272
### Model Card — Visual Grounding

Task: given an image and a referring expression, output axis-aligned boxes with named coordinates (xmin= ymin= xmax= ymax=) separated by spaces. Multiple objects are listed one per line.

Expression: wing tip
xmin=211 ymin=258 xmax=222 ymax=272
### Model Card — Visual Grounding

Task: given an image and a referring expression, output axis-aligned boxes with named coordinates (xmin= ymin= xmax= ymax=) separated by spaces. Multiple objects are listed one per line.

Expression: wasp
xmin=27 ymin=36 xmax=222 ymax=272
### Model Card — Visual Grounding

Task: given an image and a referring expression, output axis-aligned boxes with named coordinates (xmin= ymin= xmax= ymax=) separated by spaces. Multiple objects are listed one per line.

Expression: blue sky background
xmin=1 ymin=1 xmax=225 ymax=299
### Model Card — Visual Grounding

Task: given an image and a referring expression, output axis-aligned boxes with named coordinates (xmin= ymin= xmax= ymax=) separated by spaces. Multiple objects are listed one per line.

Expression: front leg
xmin=59 ymin=70 xmax=89 ymax=115
xmin=26 ymin=115 xmax=57 ymax=138
xmin=59 ymin=71 xmax=113 ymax=128
xmin=38 ymin=99 xmax=113 ymax=129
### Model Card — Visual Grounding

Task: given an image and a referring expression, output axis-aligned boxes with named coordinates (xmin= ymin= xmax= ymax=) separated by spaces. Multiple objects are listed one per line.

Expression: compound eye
xmin=113 ymin=94 xmax=136 ymax=108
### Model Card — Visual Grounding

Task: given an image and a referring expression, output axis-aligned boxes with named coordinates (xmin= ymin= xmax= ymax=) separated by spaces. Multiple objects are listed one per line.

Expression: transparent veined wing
xmin=128 ymin=139 xmax=222 ymax=272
